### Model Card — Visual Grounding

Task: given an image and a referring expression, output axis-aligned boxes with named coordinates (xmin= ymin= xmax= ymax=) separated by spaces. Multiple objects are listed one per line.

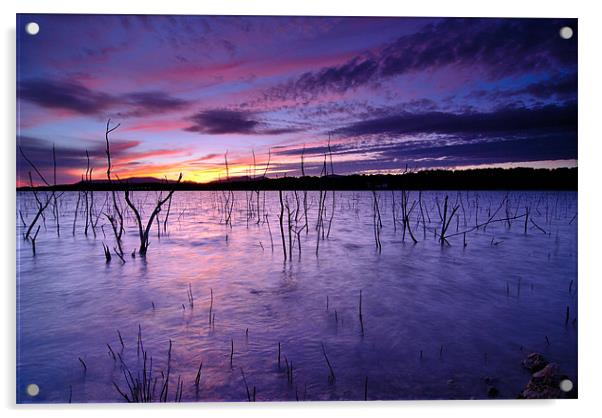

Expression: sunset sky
xmin=17 ymin=15 xmax=577 ymax=186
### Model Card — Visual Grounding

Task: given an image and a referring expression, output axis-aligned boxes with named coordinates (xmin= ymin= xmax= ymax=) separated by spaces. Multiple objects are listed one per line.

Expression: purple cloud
xmin=266 ymin=18 xmax=577 ymax=101
xmin=18 ymin=78 xmax=191 ymax=117
xmin=184 ymin=109 xmax=302 ymax=135
xmin=335 ymin=103 xmax=577 ymax=137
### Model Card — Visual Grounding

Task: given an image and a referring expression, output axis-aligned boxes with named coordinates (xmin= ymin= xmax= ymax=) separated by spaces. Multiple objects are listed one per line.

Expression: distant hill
xmin=17 ymin=167 xmax=577 ymax=192
xmin=81 ymin=176 xmax=175 ymax=184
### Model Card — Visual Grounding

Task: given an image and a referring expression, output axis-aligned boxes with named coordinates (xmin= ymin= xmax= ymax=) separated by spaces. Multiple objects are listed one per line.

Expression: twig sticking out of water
xmin=284 ymin=356 xmax=291 ymax=383
xmin=264 ymin=213 xmax=274 ymax=252
xmin=278 ymin=190 xmax=287 ymax=261
xmin=125 ymin=172 xmax=182 ymax=256
xmin=31 ymin=225 xmax=41 ymax=256
xmin=159 ymin=339 xmax=173 ymax=402
xmin=194 ymin=362 xmax=203 ymax=387
xmin=278 ymin=342 xmax=281 ymax=370
xmin=103 ymin=120 xmax=125 ymax=259
xmin=524 ymin=206 xmax=530 ymax=234
xmin=78 ymin=357 xmax=87 ymax=372
xmin=400 ymin=190 xmax=418 ymax=243
xmin=419 ymin=191 xmax=428 ymax=239
xmin=23 ymin=173 xmax=52 ymax=242
xmin=51 ymin=144 xmax=61 ymax=236
xmin=530 ymin=218 xmax=548 ymax=235
xmin=446 ymin=213 xmax=527 ymax=240
xmin=439 ymin=195 xmax=459 ymax=246
xmin=102 ymin=242 xmax=112 ymax=262
xmin=107 ymin=343 xmax=116 ymax=361
xmin=316 ymin=187 xmax=328 ymax=256
xmin=372 ymin=191 xmax=382 ymax=252
xmin=137 ymin=324 xmax=144 ymax=357
xmin=174 ymin=376 xmax=183 ymax=402
xmin=112 ymin=340 xmax=183 ymax=403
xmin=209 ymin=288 xmax=213 ymax=325
xmin=565 ymin=306 xmax=570 ymax=327
xmin=230 ymin=339 xmax=234 ymax=368
xmin=327 ymin=190 xmax=335 ymax=239
xmin=321 ymin=343 xmax=336 ymax=384
xmin=186 ymin=283 xmax=194 ymax=308
xmin=285 ymin=198 xmax=293 ymax=262
xmin=117 ymin=330 xmax=124 ymax=349
xmin=359 ymin=290 xmax=365 ymax=336
xmin=240 ymin=368 xmax=252 ymax=401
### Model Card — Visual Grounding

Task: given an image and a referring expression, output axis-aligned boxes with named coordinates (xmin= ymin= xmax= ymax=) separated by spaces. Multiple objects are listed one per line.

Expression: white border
xmin=2 ymin=1 xmax=600 ymax=417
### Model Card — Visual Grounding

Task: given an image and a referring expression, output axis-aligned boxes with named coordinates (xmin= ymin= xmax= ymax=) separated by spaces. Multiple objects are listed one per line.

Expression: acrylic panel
xmin=16 ymin=14 xmax=578 ymax=403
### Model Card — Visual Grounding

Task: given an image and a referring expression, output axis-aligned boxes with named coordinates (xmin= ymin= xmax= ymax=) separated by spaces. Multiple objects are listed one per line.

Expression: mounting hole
xmin=559 ymin=26 xmax=573 ymax=40
xmin=26 ymin=383 xmax=40 ymax=397
xmin=559 ymin=379 xmax=573 ymax=392
xmin=25 ymin=22 xmax=40 ymax=36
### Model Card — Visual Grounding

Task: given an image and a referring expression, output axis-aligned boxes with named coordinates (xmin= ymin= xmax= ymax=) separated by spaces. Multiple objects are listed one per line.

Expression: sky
xmin=16 ymin=14 xmax=578 ymax=186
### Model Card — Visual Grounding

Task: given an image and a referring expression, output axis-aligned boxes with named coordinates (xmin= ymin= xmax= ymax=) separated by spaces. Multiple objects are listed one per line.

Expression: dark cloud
xmin=18 ymin=79 xmax=114 ymax=115
xmin=118 ymin=91 xmax=190 ymax=117
xmin=335 ymin=103 xmax=577 ymax=137
xmin=379 ymin=18 xmax=576 ymax=79
xmin=274 ymin=103 xmax=577 ymax=175
xmin=271 ymin=57 xmax=378 ymax=101
xmin=184 ymin=109 xmax=302 ymax=135
xmin=521 ymin=74 xmax=578 ymax=99
xmin=262 ymin=128 xmax=303 ymax=135
xmin=17 ymin=135 xmax=140 ymax=184
xmin=267 ymin=18 xmax=577 ymax=101
xmin=184 ymin=109 xmax=259 ymax=134
xmin=18 ymin=78 xmax=191 ymax=117
xmin=466 ymin=73 xmax=577 ymax=102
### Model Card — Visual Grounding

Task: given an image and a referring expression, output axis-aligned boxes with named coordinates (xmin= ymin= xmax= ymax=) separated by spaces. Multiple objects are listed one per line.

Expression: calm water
xmin=16 ymin=190 xmax=577 ymax=402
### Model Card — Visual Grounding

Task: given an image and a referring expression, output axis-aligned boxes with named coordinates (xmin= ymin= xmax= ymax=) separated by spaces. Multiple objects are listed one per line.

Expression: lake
xmin=16 ymin=190 xmax=577 ymax=402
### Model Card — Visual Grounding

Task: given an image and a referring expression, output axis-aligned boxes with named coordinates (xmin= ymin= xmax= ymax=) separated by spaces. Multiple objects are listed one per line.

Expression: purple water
xmin=16 ymin=190 xmax=577 ymax=402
